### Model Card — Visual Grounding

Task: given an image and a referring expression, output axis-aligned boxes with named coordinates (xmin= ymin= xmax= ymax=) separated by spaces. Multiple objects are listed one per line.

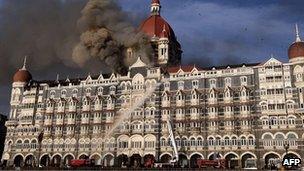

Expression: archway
xmin=24 ymin=155 xmax=36 ymax=167
xmin=103 ymin=154 xmax=114 ymax=167
xmin=13 ymin=155 xmax=24 ymax=167
xmin=264 ymin=153 xmax=280 ymax=169
xmin=40 ymin=154 xmax=50 ymax=167
xmin=144 ymin=154 xmax=155 ymax=168
xmin=79 ymin=154 xmax=89 ymax=159
xmin=225 ymin=153 xmax=238 ymax=169
xmin=160 ymin=154 xmax=171 ymax=163
xmin=190 ymin=154 xmax=202 ymax=168
xmin=130 ymin=154 xmax=142 ymax=168
xmin=241 ymin=153 xmax=256 ymax=168
xmin=283 ymin=153 xmax=300 ymax=169
xmin=63 ymin=154 xmax=74 ymax=166
xmin=91 ymin=154 xmax=102 ymax=166
xmin=209 ymin=152 xmax=221 ymax=160
xmin=116 ymin=154 xmax=128 ymax=167
xmin=51 ymin=154 xmax=62 ymax=167
xmin=178 ymin=154 xmax=188 ymax=168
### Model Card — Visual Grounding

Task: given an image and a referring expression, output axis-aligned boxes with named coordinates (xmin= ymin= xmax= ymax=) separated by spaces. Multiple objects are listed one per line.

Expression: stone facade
xmin=1 ymin=0 xmax=304 ymax=169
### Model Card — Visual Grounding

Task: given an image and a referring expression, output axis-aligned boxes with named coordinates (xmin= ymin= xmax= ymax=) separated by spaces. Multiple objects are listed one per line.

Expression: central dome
xmin=140 ymin=15 xmax=176 ymax=40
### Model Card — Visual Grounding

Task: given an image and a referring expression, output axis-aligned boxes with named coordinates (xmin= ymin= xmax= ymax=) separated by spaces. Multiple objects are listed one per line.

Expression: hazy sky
xmin=0 ymin=0 xmax=304 ymax=115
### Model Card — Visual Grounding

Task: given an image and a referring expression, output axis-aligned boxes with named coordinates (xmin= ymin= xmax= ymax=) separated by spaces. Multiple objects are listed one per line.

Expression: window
xmin=178 ymin=81 xmax=184 ymax=90
xmin=97 ymin=87 xmax=103 ymax=95
xmin=210 ymin=79 xmax=216 ymax=88
xmin=50 ymin=91 xmax=55 ymax=98
xmin=110 ymin=86 xmax=116 ymax=94
xmin=61 ymin=90 xmax=67 ymax=97
xmin=224 ymin=78 xmax=231 ymax=86
xmin=208 ymin=137 xmax=214 ymax=146
xmin=72 ymin=89 xmax=78 ymax=97
xmin=240 ymin=76 xmax=247 ymax=85
xmin=192 ymin=80 xmax=199 ymax=88
xmin=85 ymin=88 xmax=91 ymax=96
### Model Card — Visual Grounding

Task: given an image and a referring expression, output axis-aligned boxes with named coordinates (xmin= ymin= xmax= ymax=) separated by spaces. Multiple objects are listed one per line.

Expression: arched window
xmin=176 ymin=138 xmax=181 ymax=147
xmin=72 ymin=89 xmax=78 ymax=97
xmin=240 ymin=137 xmax=246 ymax=146
xmin=208 ymin=137 xmax=214 ymax=146
xmin=190 ymin=138 xmax=196 ymax=146
xmin=225 ymin=77 xmax=231 ymax=86
xmin=178 ymin=81 xmax=184 ymax=90
xmin=197 ymin=137 xmax=203 ymax=146
xmin=61 ymin=90 xmax=67 ymax=98
xmin=182 ymin=137 xmax=188 ymax=147
xmin=97 ymin=87 xmax=103 ymax=95
xmin=248 ymin=136 xmax=255 ymax=146
xmin=215 ymin=137 xmax=221 ymax=146
xmin=224 ymin=137 xmax=230 ymax=146
xmin=31 ymin=139 xmax=37 ymax=149
xmin=275 ymin=134 xmax=284 ymax=147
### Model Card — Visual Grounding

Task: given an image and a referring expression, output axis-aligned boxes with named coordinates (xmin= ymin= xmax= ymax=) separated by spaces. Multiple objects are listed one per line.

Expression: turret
xmin=158 ymin=25 xmax=169 ymax=64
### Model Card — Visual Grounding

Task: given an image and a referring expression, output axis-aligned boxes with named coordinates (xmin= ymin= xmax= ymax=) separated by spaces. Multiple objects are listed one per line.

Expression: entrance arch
xmin=283 ymin=153 xmax=300 ymax=169
xmin=130 ymin=154 xmax=142 ymax=168
xmin=51 ymin=154 xmax=62 ymax=167
xmin=24 ymin=154 xmax=36 ymax=167
xmin=225 ymin=153 xmax=239 ymax=169
xmin=40 ymin=154 xmax=51 ymax=167
xmin=79 ymin=154 xmax=89 ymax=159
xmin=144 ymin=154 xmax=155 ymax=168
xmin=178 ymin=153 xmax=188 ymax=168
xmin=264 ymin=153 xmax=280 ymax=169
xmin=103 ymin=154 xmax=114 ymax=167
xmin=90 ymin=153 xmax=102 ymax=166
xmin=13 ymin=154 xmax=24 ymax=167
xmin=208 ymin=152 xmax=222 ymax=160
xmin=241 ymin=153 xmax=256 ymax=168
xmin=63 ymin=154 xmax=74 ymax=166
xmin=160 ymin=153 xmax=172 ymax=163
xmin=116 ymin=154 xmax=128 ymax=167
xmin=190 ymin=153 xmax=203 ymax=168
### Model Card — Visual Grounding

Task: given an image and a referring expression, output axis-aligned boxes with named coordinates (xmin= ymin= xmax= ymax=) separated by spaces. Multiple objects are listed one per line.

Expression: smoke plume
xmin=73 ymin=0 xmax=153 ymax=74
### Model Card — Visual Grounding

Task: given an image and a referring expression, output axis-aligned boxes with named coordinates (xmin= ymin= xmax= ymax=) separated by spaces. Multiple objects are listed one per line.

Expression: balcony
xmin=105 ymin=117 xmax=114 ymax=123
xmin=190 ymin=99 xmax=199 ymax=106
xmin=162 ymin=101 xmax=170 ymax=108
xmin=68 ymin=106 xmax=76 ymax=112
xmin=176 ymin=100 xmax=185 ymax=107
xmin=82 ymin=105 xmax=91 ymax=112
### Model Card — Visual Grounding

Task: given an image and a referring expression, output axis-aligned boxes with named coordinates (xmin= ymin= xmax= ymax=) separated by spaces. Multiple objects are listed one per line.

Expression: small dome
xmin=13 ymin=57 xmax=32 ymax=83
xmin=288 ymin=41 xmax=304 ymax=59
xmin=13 ymin=69 xmax=32 ymax=83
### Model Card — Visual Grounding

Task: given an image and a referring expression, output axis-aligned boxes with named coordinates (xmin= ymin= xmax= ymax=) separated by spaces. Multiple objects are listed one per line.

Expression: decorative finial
xmin=56 ymin=74 xmax=60 ymax=83
xmin=66 ymin=75 xmax=70 ymax=82
xmin=295 ymin=23 xmax=301 ymax=42
xmin=22 ymin=56 xmax=27 ymax=70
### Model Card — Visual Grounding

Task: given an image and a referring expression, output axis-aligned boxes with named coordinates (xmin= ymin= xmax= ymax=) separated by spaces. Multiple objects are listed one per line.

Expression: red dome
xmin=288 ymin=41 xmax=304 ymax=59
xmin=152 ymin=0 xmax=160 ymax=4
xmin=140 ymin=15 xmax=176 ymax=40
xmin=13 ymin=69 xmax=32 ymax=83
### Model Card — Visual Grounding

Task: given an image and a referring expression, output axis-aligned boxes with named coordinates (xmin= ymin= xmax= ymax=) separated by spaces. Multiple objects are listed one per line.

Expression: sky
xmin=0 ymin=0 xmax=304 ymax=115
